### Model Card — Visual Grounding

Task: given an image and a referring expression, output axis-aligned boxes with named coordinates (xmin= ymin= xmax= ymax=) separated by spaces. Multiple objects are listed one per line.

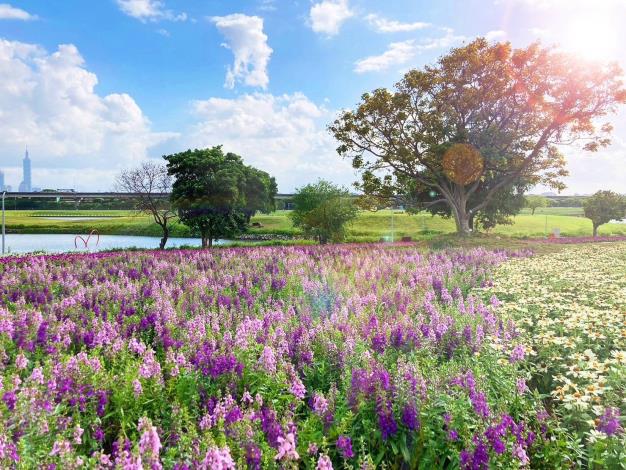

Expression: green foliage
xmin=164 ymin=146 xmax=276 ymax=247
xmin=583 ymin=190 xmax=626 ymax=236
xmin=290 ymin=180 xmax=358 ymax=244
xmin=525 ymin=195 xmax=550 ymax=215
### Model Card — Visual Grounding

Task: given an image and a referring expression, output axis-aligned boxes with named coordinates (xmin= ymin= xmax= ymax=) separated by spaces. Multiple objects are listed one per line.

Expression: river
xmin=0 ymin=234 xmax=231 ymax=254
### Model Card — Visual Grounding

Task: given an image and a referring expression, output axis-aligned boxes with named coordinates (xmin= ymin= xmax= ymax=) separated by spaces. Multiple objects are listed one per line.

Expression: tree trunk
xmin=201 ymin=236 xmax=208 ymax=248
xmin=438 ymin=183 xmax=472 ymax=236
xmin=159 ymin=225 xmax=169 ymax=250
xmin=209 ymin=237 xmax=213 ymax=248
xmin=457 ymin=211 xmax=471 ymax=236
xmin=593 ymin=224 xmax=598 ymax=237
xmin=531 ymin=208 xmax=536 ymax=215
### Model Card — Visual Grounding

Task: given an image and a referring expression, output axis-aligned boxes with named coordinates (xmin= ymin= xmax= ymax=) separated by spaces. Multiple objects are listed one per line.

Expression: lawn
xmin=2 ymin=208 xmax=625 ymax=242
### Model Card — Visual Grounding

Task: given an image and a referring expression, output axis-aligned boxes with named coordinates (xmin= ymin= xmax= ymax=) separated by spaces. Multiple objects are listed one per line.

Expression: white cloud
xmin=485 ymin=30 xmax=506 ymax=41
xmin=354 ymin=29 xmax=466 ymax=73
xmin=0 ymin=3 xmax=36 ymax=20
xmin=0 ymin=39 xmax=175 ymax=190
xmin=188 ymin=93 xmax=354 ymax=191
xmin=365 ymin=14 xmax=430 ymax=33
xmin=309 ymin=0 xmax=354 ymax=37
xmin=258 ymin=0 xmax=276 ymax=11
xmin=211 ymin=14 xmax=273 ymax=89
xmin=354 ymin=40 xmax=417 ymax=73
xmin=116 ymin=0 xmax=186 ymax=22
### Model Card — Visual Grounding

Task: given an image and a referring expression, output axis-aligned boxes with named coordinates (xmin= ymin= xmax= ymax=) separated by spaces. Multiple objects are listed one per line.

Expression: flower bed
xmin=530 ymin=235 xmax=626 ymax=244
xmin=0 ymin=245 xmax=571 ymax=468
xmin=475 ymin=243 xmax=626 ymax=467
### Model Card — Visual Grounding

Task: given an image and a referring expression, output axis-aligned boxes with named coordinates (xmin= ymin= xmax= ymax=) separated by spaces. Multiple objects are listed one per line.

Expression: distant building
xmin=0 ymin=170 xmax=4 ymax=191
xmin=18 ymin=148 xmax=32 ymax=192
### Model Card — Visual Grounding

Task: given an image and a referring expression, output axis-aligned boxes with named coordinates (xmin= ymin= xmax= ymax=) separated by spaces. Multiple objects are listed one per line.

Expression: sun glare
xmin=560 ymin=10 xmax=619 ymax=62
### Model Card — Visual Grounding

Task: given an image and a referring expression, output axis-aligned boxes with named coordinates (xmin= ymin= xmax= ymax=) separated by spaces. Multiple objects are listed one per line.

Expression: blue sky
xmin=1 ymin=0 xmax=625 ymax=193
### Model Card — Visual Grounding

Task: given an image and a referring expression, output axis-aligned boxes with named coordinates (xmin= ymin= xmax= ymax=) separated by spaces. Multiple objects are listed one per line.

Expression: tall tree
xmin=164 ymin=147 xmax=276 ymax=248
xmin=330 ymin=38 xmax=626 ymax=235
xmin=290 ymin=180 xmax=358 ymax=244
xmin=583 ymin=190 xmax=626 ymax=237
xmin=115 ymin=161 xmax=176 ymax=250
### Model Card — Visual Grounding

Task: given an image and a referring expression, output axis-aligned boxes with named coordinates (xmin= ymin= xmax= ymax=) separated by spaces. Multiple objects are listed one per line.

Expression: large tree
xmin=115 ymin=161 xmax=176 ymax=250
xmin=164 ymin=147 xmax=277 ymax=248
xmin=583 ymin=190 xmax=626 ymax=237
xmin=330 ymin=38 xmax=626 ymax=235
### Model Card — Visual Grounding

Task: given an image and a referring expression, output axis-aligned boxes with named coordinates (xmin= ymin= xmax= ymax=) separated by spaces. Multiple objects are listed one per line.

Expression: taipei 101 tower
xmin=18 ymin=147 xmax=31 ymax=192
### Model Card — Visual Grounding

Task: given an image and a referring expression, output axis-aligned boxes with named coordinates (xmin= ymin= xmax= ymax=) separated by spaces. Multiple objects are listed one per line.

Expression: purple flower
xmin=377 ymin=401 xmax=398 ymax=440
xmin=509 ymin=344 xmax=525 ymax=363
xmin=2 ymin=391 xmax=17 ymax=411
xmin=470 ymin=391 xmax=490 ymax=419
xmin=401 ymin=404 xmax=420 ymax=431
xmin=246 ymin=444 xmax=262 ymax=470
xmin=598 ymin=407 xmax=623 ymax=436
xmin=336 ymin=435 xmax=354 ymax=459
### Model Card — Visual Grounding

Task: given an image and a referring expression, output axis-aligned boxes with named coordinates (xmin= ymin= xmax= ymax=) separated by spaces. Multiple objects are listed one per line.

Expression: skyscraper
xmin=18 ymin=147 xmax=31 ymax=192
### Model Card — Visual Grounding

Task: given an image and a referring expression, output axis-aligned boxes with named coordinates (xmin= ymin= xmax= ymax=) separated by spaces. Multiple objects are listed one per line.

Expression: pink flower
xmin=73 ymin=425 xmax=84 ymax=445
xmin=516 ymin=378 xmax=528 ymax=394
xmin=317 ymin=454 xmax=334 ymax=470
xmin=290 ymin=375 xmax=306 ymax=400
xmin=308 ymin=442 xmax=319 ymax=455
xmin=275 ymin=432 xmax=299 ymax=461
xmin=50 ymin=439 xmax=71 ymax=456
xmin=30 ymin=367 xmax=44 ymax=384
xmin=312 ymin=393 xmax=329 ymax=415
xmin=15 ymin=353 xmax=28 ymax=370
xmin=132 ymin=379 xmax=143 ymax=397
xmin=138 ymin=417 xmax=162 ymax=469
xmin=513 ymin=444 xmax=530 ymax=466
xmin=200 ymin=447 xmax=235 ymax=470
xmin=260 ymin=346 xmax=277 ymax=373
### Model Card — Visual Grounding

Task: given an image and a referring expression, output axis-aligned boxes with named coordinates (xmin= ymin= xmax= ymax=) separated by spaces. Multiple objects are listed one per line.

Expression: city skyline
xmin=0 ymin=1 xmax=625 ymax=194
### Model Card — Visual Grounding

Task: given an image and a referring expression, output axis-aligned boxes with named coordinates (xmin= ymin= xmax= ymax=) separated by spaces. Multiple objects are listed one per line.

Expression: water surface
xmin=0 ymin=234 xmax=230 ymax=254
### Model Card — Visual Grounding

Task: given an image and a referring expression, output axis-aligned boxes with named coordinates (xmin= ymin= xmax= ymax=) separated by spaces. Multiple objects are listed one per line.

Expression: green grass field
xmin=2 ymin=207 xmax=625 ymax=241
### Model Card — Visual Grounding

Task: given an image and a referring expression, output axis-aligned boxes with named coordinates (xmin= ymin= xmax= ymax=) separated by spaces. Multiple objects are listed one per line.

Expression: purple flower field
xmin=0 ymin=245 xmax=573 ymax=468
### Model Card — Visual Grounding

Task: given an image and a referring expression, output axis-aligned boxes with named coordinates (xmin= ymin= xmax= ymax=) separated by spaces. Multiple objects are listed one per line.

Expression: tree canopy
xmin=583 ymin=190 xmax=626 ymax=237
xmin=290 ymin=180 xmax=358 ymax=244
xmin=164 ymin=147 xmax=277 ymax=248
xmin=330 ymin=38 xmax=626 ymax=235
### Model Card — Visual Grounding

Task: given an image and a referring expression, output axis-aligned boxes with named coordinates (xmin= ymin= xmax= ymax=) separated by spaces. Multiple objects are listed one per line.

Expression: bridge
xmin=1 ymin=192 xmax=296 ymax=201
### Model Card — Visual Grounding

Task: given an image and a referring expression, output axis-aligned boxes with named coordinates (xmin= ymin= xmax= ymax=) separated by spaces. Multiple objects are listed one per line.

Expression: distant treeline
xmin=3 ymin=197 xmax=138 ymax=211
xmin=545 ymin=196 xmax=587 ymax=207
xmin=1 ymin=194 xmax=588 ymax=211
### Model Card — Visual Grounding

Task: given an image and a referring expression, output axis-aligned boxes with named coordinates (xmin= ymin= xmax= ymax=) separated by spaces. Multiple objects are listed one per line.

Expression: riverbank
xmin=2 ymin=209 xmax=625 ymax=242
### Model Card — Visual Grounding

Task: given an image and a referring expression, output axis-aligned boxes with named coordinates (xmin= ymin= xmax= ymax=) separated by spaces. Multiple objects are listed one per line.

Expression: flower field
xmin=476 ymin=242 xmax=626 ymax=467
xmin=0 ymin=244 xmax=581 ymax=469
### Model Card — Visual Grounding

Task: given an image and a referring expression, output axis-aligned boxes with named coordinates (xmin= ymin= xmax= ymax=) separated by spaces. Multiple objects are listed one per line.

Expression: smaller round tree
xmin=583 ymin=190 xmax=626 ymax=237
xmin=290 ymin=180 xmax=358 ymax=244
xmin=525 ymin=195 xmax=549 ymax=215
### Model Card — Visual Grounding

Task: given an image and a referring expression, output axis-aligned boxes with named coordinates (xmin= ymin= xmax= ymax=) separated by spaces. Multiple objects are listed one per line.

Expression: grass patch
xmin=2 ymin=208 xmax=625 ymax=241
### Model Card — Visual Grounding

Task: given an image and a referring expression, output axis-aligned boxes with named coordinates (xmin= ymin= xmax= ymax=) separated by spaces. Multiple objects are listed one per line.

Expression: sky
xmin=0 ymin=0 xmax=625 ymax=194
